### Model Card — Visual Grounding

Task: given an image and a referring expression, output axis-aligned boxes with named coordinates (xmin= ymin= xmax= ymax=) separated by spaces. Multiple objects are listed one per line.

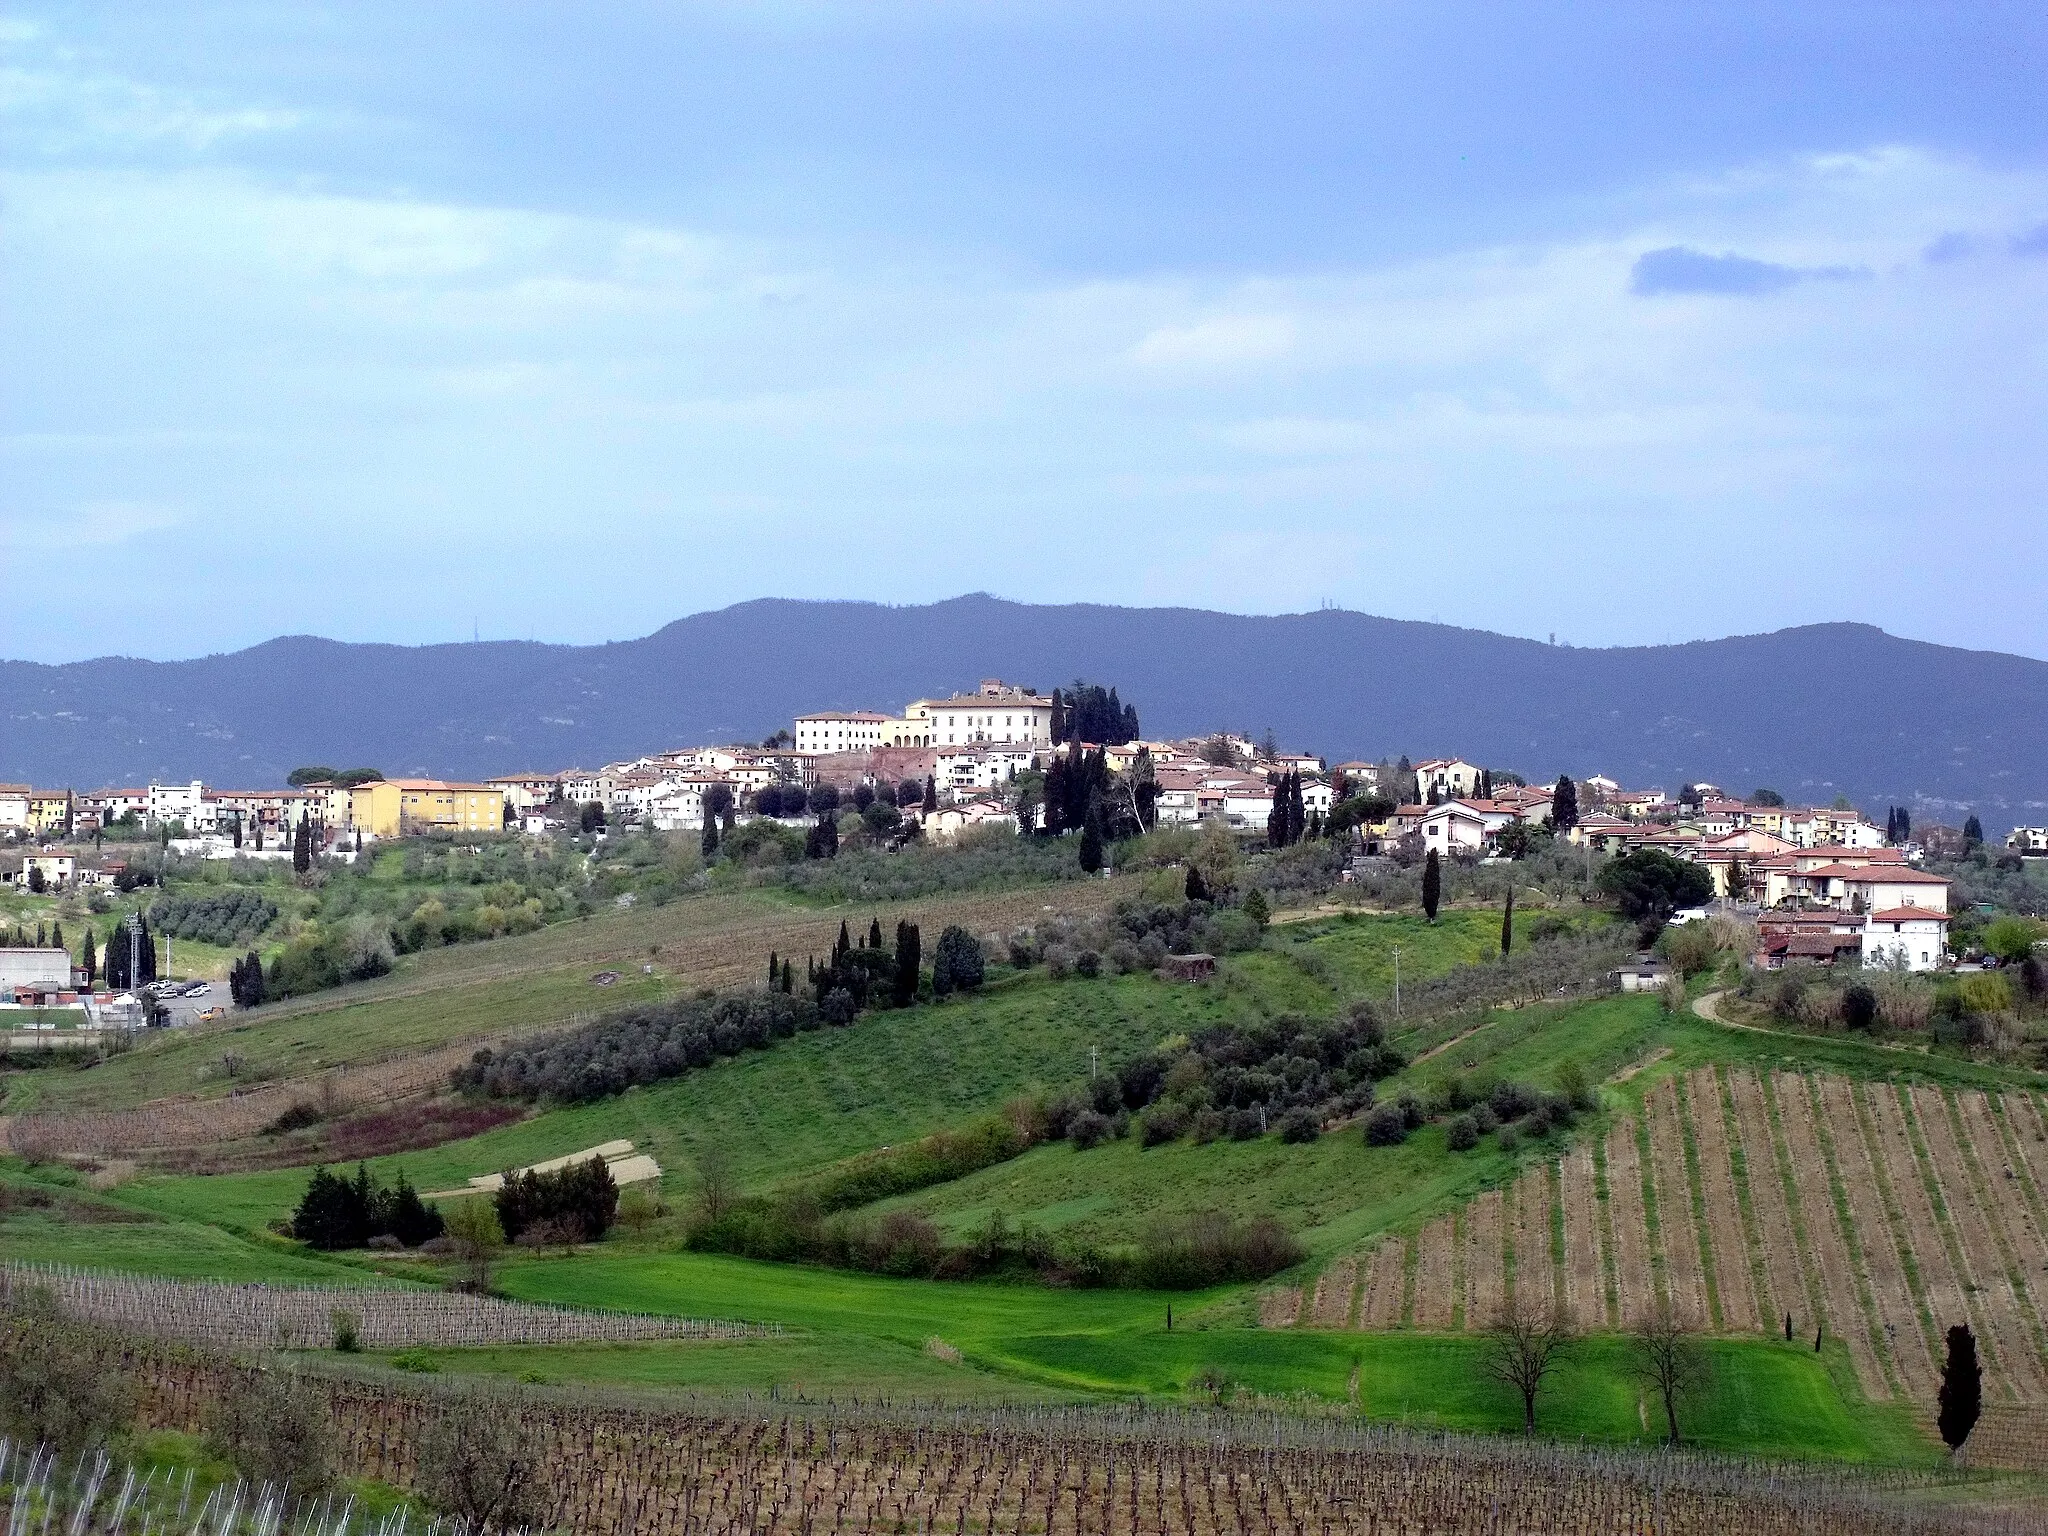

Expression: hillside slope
xmin=5 ymin=595 xmax=2045 ymax=827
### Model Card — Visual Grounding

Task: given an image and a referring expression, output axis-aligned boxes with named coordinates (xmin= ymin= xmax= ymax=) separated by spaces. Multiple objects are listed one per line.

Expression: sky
xmin=3 ymin=2 xmax=2046 ymax=664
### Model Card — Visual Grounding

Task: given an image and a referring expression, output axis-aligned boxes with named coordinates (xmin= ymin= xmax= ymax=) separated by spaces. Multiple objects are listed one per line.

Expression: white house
xmin=647 ymin=785 xmax=706 ymax=832
xmin=148 ymin=780 xmax=207 ymax=828
xmin=925 ymin=799 xmax=1018 ymax=839
xmin=0 ymin=786 xmax=29 ymax=831
xmin=2009 ymin=827 xmax=2048 ymax=853
xmin=1418 ymin=801 xmax=1490 ymax=853
xmin=1415 ymin=759 xmax=1484 ymax=799
xmin=1862 ymin=908 xmax=1949 ymax=972
xmin=905 ymin=681 xmax=1054 ymax=748
xmin=793 ymin=711 xmax=894 ymax=755
xmin=936 ymin=744 xmax=1038 ymax=793
xmin=486 ymin=774 xmax=562 ymax=812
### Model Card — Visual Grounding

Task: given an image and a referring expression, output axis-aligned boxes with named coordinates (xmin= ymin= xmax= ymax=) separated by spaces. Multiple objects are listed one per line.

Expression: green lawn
xmin=0 ymin=1208 xmax=373 ymax=1282
xmin=488 ymin=1247 xmax=1923 ymax=1460
xmin=111 ymin=911 xmax=1521 ymax=1239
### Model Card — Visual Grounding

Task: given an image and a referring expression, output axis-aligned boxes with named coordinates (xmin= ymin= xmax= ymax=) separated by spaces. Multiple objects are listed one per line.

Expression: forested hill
xmin=4 ymin=596 xmax=2044 ymax=831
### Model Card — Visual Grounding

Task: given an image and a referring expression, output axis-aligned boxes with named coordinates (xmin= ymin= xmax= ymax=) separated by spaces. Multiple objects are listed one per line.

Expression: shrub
xmin=1276 ymin=1106 xmax=1321 ymax=1143
xmin=1841 ymin=983 xmax=1879 ymax=1033
xmin=1140 ymin=1104 xmax=1190 ymax=1146
xmin=207 ymin=1370 xmax=334 ymax=1491
xmin=1068 ymin=1110 xmax=1114 ymax=1150
xmin=1075 ymin=949 xmax=1102 ymax=978
xmin=416 ymin=1406 xmax=544 ymax=1533
xmin=932 ymin=925 xmax=985 ymax=996
xmin=1133 ymin=1211 xmax=1304 ymax=1289
xmin=0 ymin=1293 xmax=135 ymax=1454
xmin=1957 ymin=972 xmax=2015 ymax=1016
xmin=1364 ymin=1103 xmax=1408 ymax=1146
xmin=1446 ymin=1114 xmax=1479 ymax=1152
xmin=494 ymin=1155 xmax=619 ymax=1243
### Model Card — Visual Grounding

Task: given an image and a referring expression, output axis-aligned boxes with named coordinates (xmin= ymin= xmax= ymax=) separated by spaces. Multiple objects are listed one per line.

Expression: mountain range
xmin=3 ymin=595 xmax=2043 ymax=832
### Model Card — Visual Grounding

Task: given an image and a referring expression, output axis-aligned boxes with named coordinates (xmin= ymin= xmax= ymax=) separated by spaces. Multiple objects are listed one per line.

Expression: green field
xmin=17 ymin=902 xmax=2043 ymax=1468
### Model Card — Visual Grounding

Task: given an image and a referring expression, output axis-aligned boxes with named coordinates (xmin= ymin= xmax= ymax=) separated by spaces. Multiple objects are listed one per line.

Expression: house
xmin=1331 ymin=762 xmax=1382 ymax=793
xmin=925 ymin=799 xmax=1017 ymax=839
xmin=1573 ymin=815 xmax=1638 ymax=854
xmin=793 ymin=711 xmax=895 ymax=755
xmin=1615 ymin=962 xmax=1673 ymax=993
xmin=936 ymin=744 xmax=1038 ymax=793
xmin=903 ymin=681 xmax=1054 ymax=749
xmin=1862 ymin=909 xmax=1949 ymax=972
xmin=20 ymin=850 xmax=77 ymax=888
xmin=83 ymin=788 xmax=149 ymax=827
xmin=349 ymin=780 xmax=506 ymax=838
xmin=26 ymin=790 xmax=73 ymax=835
xmin=1488 ymin=786 xmax=1555 ymax=824
xmin=1768 ymin=860 xmax=1949 ymax=915
xmin=1415 ymin=758 xmax=1484 ymax=799
xmin=1609 ymin=790 xmax=1668 ymax=822
xmin=0 ymin=786 xmax=30 ymax=831
xmin=1272 ymin=752 xmax=1325 ymax=776
xmin=486 ymin=774 xmax=562 ymax=812
xmin=1582 ymin=774 xmax=1621 ymax=798
xmin=2008 ymin=828 xmax=2048 ymax=854
xmin=1418 ymin=800 xmax=1490 ymax=854
xmin=646 ymin=785 xmax=706 ymax=832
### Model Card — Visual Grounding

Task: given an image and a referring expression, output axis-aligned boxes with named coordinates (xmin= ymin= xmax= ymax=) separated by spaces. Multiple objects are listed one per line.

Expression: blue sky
xmin=3 ymin=2 xmax=2045 ymax=663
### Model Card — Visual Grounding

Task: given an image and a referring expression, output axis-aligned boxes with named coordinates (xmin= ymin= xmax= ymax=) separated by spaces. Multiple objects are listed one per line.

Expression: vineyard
xmin=0 ymin=1442 xmax=433 ymax=1536
xmin=1275 ymin=1067 xmax=2048 ymax=1408
xmin=46 ymin=1324 xmax=2037 ymax=1536
xmin=0 ymin=1262 xmax=772 ymax=1349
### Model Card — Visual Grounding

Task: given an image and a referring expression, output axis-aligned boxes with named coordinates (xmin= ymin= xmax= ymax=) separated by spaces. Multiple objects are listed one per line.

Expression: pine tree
xmin=1422 ymin=849 xmax=1442 ymax=923
xmin=1938 ymin=1324 xmax=1982 ymax=1453
xmin=1501 ymin=886 xmax=1514 ymax=957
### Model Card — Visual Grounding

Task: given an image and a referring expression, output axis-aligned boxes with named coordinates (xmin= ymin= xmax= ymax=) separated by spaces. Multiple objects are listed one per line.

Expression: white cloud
xmin=0 ymin=500 xmax=182 ymax=550
xmin=3 ymin=139 xmax=2046 ymax=658
xmin=1130 ymin=312 xmax=1297 ymax=372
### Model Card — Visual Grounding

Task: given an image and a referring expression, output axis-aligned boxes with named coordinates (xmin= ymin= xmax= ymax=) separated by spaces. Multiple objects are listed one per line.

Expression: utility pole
xmin=1089 ymin=1045 xmax=1099 ymax=1081
xmin=1391 ymin=945 xmax=1401 ymax=1018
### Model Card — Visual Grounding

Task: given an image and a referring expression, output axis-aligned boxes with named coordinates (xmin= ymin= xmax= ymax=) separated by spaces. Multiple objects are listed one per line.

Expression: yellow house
xmin=27 ymin=790 xmax=74 ymax=835
xmin=349 ymin=779 xmax=505 ymax=839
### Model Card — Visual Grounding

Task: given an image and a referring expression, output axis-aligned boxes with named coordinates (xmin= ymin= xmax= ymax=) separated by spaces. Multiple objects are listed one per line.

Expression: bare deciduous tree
xmin=1479 ymin=1292 xmax=1573 ymax=1434
xmin=1629 ymin=1299 xmax=1711 ymax=1445
xmin=696 ymin=1142 xmax=738 ymax=1223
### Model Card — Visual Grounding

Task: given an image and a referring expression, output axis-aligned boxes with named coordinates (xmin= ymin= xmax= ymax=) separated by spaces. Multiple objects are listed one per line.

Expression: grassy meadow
xmin=14 ymin=896 xmax=2046 ymax=1469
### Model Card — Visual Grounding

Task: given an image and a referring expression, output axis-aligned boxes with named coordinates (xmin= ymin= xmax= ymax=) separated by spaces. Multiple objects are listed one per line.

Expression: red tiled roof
xmin=1866 ymin=907 xmax=1950 ymax=923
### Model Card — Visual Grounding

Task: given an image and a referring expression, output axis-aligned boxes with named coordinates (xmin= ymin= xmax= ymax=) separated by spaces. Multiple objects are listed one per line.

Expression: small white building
xmin=925 ymin=800 xmax=1018 ymax=839
xmin=2009 ymin=827 xmax=2048 ymax=854
xmin=1418 ymin=801 xmax=1490 ymax=853
xmin=1862 ymin=908 xmax=1949 ymax=972
xmin=1415 ymin=758 xmax=1484 ymax=799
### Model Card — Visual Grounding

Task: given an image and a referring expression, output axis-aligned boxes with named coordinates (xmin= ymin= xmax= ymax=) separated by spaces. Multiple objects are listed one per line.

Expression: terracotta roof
xmin=1867 ymin=907 xmax=1950 ymax=923
xmin=1806 ymin=864 xmax=1947 ymax=884
xmin=796 ymin=711 xmax=894 ymax=723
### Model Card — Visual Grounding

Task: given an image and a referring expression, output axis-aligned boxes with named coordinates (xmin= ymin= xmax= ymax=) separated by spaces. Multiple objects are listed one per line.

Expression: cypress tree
xmin=922 ymin=775 xmax=938 ymax=814
xmin=1185 ymin=864 xmax=1211 ymax=902
xmin=1964 ymin=813 xmax=1983 ymax=845
xmin=1287 ymin=773 xmax=1306 ymax=845
xmin=781 ymin=958 xmax=794 ymax=994
xmin=1079 ymin=808 xmax=1105 ymax=874
xmin=1938 ymin=1324 xmax=1982 ymax=1453
xmin=768 ymin=951 xmax=779 ymax=991
xmin=1043 ymin=758 xmax=1068 ymax=835
xmin=1422 ymin=849 xmax=1442 ymax=923
xmin=81 ymin=928 xmax=96 ymax=987
xmin=51 ymin=922 xmax=62 ymax=952
xmin=1552 ymin=775 xmax=1580 ymax=832
xmin=1501 ymin=886 xmax=1514 ymax=957
xmin=869 ymin=917 xmax=883 ymax=949
xmin=893 ymin=920 xmax=921 ymax=1007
